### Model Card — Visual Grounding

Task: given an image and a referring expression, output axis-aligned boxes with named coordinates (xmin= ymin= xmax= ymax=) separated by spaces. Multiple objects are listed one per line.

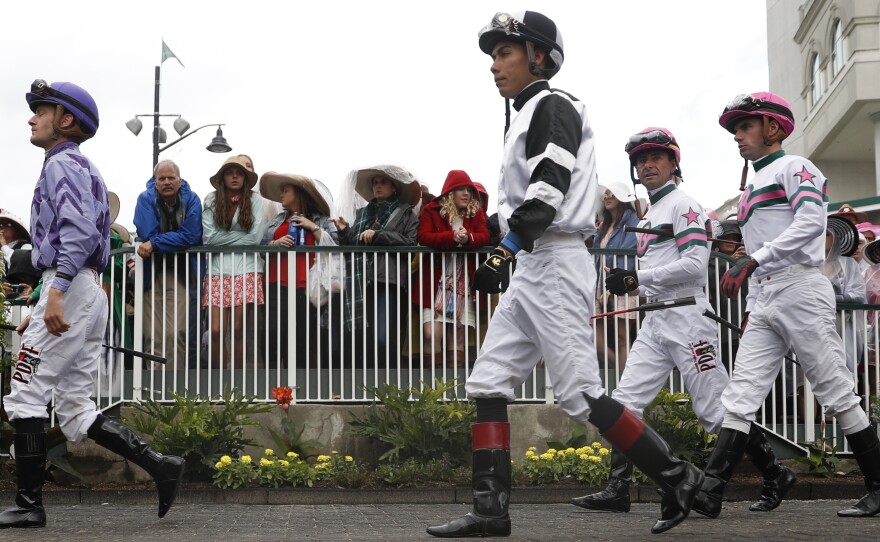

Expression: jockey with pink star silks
xmin=573 ymin=127 xmax=793 ymax=518
xmin=694 ymin=92 xmax=880 ymax=519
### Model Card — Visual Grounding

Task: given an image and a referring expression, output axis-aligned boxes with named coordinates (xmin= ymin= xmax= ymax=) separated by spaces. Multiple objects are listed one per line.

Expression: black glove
xmin=605 ymin=268 xmax=639 ymax=296
xmin=720 ymin=256 xmax=758 ymax=298
xmin=474 ymin=248 xmax=512 ymax=294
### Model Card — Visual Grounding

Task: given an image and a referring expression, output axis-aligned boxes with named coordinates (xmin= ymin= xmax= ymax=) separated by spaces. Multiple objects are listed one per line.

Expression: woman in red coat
xmin=416 ymin=170 xmax=490 ymax=367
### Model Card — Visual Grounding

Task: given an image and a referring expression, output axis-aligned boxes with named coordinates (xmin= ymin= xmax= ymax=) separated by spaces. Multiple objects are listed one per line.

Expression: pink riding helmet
xmin=624 ymin=127 xmax=681 ymax=165
xmin=719 ymin=92 xmax=794 ymax=135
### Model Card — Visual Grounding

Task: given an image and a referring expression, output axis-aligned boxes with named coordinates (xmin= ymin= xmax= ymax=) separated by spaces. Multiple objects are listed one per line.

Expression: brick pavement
xmin=3 ymin=501 xmax=880 ymax=541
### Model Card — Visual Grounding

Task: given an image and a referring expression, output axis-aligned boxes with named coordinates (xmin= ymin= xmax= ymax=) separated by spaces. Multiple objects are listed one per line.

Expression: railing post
xmin=132 ymin=242 xmax=144 ymax=402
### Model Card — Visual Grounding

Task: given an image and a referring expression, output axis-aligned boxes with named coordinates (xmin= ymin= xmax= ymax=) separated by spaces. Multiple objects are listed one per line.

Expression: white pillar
xmin=872 ymin=112 xmax=880 ymax=196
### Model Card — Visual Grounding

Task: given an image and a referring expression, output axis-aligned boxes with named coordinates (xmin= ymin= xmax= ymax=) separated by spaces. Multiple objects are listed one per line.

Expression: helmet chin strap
xmin=525 ymin=41 xmax=542 ymax=76
xmin=739 ymin=159 xmax=749 ymax=191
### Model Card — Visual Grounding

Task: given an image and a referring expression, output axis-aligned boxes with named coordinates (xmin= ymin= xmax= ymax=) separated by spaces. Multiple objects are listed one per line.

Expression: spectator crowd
xmin=3 ymin=156 xmax=878 ymax=378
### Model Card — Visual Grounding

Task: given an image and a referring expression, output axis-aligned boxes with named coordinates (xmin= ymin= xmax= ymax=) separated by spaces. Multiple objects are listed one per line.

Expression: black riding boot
xmin=838 ymin=426 xmax=880 ymax=517
xmin=692 ymin=428 xmax=750 ymax=518
xmin=571 ymin=449 xmax=632 ymax=512
xmin=0 ymin=418 xmax=47 ymax=528
xmin=745 ymin=424 xmax=795 ymax=512
xmin=584 ymin=394 xmax=703 ymax=534
xmin=87 ymin=414 xmax=185 ymax=518
xmin=427 ymin=422 xmax=512 ymax=538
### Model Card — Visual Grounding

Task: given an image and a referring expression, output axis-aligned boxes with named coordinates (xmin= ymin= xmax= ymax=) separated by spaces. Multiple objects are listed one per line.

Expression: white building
xmin=767 ymin=0 xmax=880 ymax=215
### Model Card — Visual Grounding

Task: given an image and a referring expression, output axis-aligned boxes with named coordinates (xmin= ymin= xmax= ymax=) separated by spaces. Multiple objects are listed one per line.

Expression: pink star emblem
xmin=794 ymin=166 xmax=816 ymax=185
xmin=682 ymin=207 xmax=700 ymax=225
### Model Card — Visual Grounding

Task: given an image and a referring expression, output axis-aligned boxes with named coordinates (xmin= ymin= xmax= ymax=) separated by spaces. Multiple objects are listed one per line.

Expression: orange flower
xmin=271 ymin=386 xmax=293 ymax=406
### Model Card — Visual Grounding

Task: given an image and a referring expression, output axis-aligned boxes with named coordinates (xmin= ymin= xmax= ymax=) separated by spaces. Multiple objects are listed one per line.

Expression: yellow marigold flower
xmin=279 ymin=460 xmax=290 ymax=466
xmin=317 ymin=455 xmax=331 ymax=462
xmin=286 ymin=451 xmax=299 ymax=459
xmin=331 ymin=450 xmax=339 ymax=455
xmin=589 ymin=456 xmax=602 ymax=463
xmin=220 ymin=455 xmax=232 ymax=465
xmin=525 ymin=450 xmax=536 ymax=457
xmin=576 ymin=446 xmax=589 ymax=455
xmin=557 ymin=449 xmax=567 ymax=457
xmin=315 ymin=463 xmax=329 ymax=470
xmin=527 ymin=455 xmax=539 ymax=461
xmin=566 ymin=447 xmax=575 ymax=454
xmin=345 ymin=456 xmax=353 ymax=462
xmin=546 ymin=448 xmax=557 ymax=455
xmin=591 ymin=442 xmax=602 ymax=449
xmin=241 ymin=455 xmax=252 ymax=464
xmin=215 ymin=461 xmax=224 ymax=469
xmin=579 ymin=454 xmax=590 ymax=460
xmin=528 ymin=446 xmax=537 ymax=452
xmin=539 ymin=453 xmax=554 ymax=460
xmin=260 ymin=458 xmax=273 ymax=466
xmin=599 ymin=448 xmax=610 ymax=456
xmin=265 ymin=449 xmax=275 ymax=456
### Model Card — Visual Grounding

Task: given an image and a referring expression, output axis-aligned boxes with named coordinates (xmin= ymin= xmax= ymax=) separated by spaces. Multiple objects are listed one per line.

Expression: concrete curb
xmin=3 ymin=481 xmax=865 ymax=506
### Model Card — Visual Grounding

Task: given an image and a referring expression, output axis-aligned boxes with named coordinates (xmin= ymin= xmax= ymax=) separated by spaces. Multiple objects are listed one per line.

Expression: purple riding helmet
xmin=26 ymin=79 xmax=100 ymax=140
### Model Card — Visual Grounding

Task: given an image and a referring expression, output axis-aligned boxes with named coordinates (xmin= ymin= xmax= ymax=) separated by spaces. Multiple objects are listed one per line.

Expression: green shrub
xmin=126 ymin=387 xmax=272 ymax=480
xmin=642 ymin=389 xmax=714 ymax=468
xmin=347 ymin=378 xmax=475 ymax=465
xmin=795 ymin=440 xmax=842 ymax=477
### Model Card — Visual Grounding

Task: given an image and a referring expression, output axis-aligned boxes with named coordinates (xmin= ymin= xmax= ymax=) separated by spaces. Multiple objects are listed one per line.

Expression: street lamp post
xmin=126 ymin=65 xmax=232 ymax=168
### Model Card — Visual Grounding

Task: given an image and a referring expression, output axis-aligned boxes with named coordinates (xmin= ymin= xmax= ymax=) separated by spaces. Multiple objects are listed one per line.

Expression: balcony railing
xmin=3 ymin=245 xmax=878 ymax=454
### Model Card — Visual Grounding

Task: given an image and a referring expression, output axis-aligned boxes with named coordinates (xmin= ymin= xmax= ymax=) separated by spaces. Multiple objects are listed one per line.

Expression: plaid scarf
xmin=344 ymin=197 xmax=400 ymax=331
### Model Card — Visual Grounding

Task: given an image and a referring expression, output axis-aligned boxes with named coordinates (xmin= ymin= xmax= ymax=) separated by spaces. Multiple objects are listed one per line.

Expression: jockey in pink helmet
xmin=624 ymin=127 xmax=682 ymax=217
xmin=718 ymin=92 xmax=795 ymax=190
xmin=624 ymin=127 xmax=682 ymax=184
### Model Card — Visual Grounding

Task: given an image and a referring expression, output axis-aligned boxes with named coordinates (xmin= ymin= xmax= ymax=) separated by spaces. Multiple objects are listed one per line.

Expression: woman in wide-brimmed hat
xmin=822 ymin=218 xmax=866 ymax=377
xmin=330 ymin=164 xmax=420 ymax=366
xmin=592 ymin=181 xmax=640 ymax=371
xmin=260 ymin=172 xmax=338 ymax=368
xmin=202 ymin=155 xmax=266 ymax=369
xmin=414 ymin=170 xmax=489 ymax=368
xmin=0 ymin=208 xmax=39 ymax=297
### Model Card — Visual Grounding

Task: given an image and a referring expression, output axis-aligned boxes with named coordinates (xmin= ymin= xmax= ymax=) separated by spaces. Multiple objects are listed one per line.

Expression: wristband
xmin=55 ymin=271 xmax=75 ymax=282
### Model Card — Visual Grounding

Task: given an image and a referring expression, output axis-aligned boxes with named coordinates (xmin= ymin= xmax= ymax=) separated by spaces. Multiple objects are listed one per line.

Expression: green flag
xmin=161 ymin=40 xmax=184 ymax=67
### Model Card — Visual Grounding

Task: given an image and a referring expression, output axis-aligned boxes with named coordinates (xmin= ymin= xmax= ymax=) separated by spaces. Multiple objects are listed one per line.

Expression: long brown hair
xmin=284 ymin=184 xmax=322 ymax=217
xmin=597 ymin=200 xmax=636 ymax=241
xmin=212 ymin=181 xmax=255 ymax=231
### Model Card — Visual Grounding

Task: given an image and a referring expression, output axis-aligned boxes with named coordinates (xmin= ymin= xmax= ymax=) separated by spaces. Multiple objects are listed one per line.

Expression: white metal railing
xmin=3 ymin=246 xmax=878 ymax=454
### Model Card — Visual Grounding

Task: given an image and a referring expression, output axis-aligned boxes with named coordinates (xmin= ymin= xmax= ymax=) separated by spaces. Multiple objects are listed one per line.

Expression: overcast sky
xmin=2 ymin=0 xmax=768 ymax=231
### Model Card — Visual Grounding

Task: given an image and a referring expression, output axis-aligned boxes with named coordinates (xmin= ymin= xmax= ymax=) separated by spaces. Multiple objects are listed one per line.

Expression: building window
xmin=831 ymin=19 xmax=846 ymax=78
xmin=810 ymin=53 xmax=824 ymax=105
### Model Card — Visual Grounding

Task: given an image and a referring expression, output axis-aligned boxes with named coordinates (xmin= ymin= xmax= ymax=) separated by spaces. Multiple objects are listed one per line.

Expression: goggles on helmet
xmin=480 ymin=13 xmax=523 ymax=40
xmin=30 ymin=79 xmax=100 ymax=128
xmin=624 ymin=129 xmax=678 ymax=155
xmin=722 ymin=93 xmax=793 ymax=119
xmin=479 ymin=12 xmax=556 ymax=51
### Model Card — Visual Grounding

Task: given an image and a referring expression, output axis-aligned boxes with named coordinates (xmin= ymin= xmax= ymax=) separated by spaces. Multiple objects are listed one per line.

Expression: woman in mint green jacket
xmin=202 ymin=156 xmax=266 ymax=368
